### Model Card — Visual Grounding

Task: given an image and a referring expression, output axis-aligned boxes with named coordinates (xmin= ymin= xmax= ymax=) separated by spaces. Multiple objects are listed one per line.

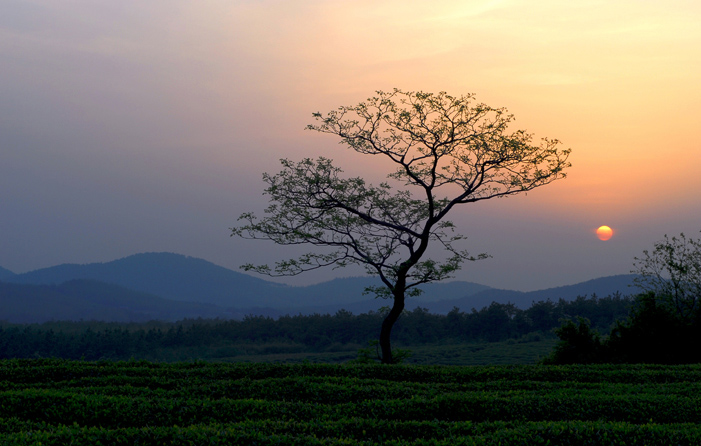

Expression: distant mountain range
xmin=0 ymin=252 xmax=640 ymax=323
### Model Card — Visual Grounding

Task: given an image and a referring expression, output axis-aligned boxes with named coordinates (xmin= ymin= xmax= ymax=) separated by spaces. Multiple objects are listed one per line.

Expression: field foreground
xmin=1 ymin=359 xmax=700 ymax=445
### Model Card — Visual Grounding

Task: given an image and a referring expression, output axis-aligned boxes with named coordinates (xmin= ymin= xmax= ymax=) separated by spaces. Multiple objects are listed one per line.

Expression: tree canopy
xmin=632 ymin=231 xmax=701 ymax=322
xmin=233 ymin=89 xmax=571 ymax=363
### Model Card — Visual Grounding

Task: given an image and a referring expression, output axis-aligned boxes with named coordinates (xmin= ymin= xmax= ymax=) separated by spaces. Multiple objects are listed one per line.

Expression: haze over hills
xmin=0 ymin=279 xmax=230 ymax=323
xmin=6 ymin=253 xmax=277 ymax=307
xmin=427 ymin=274 xmax=640 ymax=313
xmin=0 ymin=266 xmax=16 ymax=281
xmin=0 ymin=252 xmax=640 ymax=323
xmin=4 ymin=253 xmax=492 ymax=309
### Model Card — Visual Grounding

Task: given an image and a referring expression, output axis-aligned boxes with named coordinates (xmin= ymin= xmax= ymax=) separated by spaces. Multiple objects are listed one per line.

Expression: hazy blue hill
xmin=1 ymin=281 xmax=108 ymax=323
xmin=226 ymin=276 xmax=639 ymax=317
xmin=521 ymin=274 xmax=640 ymax=303
xmin=8 ymin=253 xmax=492 ymax=309
xmin=4 ymin=252 xmax=641 ymax=319
xmin=0 ymin=279 xmax=230 ymax=323
xmin=427 ymin=274 xmax=640 ymax=312
xmin=277 ymin=277 xmax=382 ymax=308
xmin=0 ymin=266 xmax=16 ymax=281
xmin=9 ymin=253 xmax=287 ymax=308
xmin=415 ymin=281 xmax=492 ymax=302
xmin=284 ymin=277 xmax=492 ymax=308
xmin=57 ymin=280 xmax=229 ymax=319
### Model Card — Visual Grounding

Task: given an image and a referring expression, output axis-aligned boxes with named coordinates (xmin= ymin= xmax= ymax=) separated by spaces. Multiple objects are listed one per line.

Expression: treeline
xmin=0 ymin=294 xmax=632 ymax=361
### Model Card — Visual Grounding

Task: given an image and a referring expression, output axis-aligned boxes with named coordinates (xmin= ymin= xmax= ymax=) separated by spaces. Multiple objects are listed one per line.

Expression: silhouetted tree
xmin=632 ymin=231 xmax=701 ymax=322
xmin=233 ymin=89 xmax=571 ymax=363
xmin=607 ymin=293 xmax=680 ymax=363
xmin=544 ymin=317 xmax=603 ymax=364
xmin=525 ymin=299 xmax=561 ymax=332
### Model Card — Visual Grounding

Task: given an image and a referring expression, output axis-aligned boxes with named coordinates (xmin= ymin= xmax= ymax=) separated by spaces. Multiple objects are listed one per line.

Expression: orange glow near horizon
xmin=200 ymin=0 xmax=701 ymax=223
xmin=1 ymin=0 xmax=700 ymax=291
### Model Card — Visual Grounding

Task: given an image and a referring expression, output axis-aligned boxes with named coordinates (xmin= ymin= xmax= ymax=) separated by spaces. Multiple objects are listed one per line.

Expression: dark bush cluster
xmin=545 ymin=292 xmax=701 ymax=364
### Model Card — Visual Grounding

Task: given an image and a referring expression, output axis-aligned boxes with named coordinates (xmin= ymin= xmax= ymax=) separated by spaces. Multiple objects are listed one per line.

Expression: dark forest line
xmin=0 ymin=294 xmax=631 ymax=362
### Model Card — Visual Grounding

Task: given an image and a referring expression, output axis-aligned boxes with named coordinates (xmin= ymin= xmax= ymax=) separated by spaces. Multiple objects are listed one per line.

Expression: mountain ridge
xmin=1 ymin=252 xmax=640 ymax=323
xmin=4 ymin=252 xmax=491 ymax=309
xmin=427 ymin=274 xmax=640 ymax=312
xmin=6 ymin=252 xmax=278 ymax=307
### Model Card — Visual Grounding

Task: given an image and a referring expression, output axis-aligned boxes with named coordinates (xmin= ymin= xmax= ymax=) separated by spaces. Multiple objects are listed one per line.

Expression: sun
xmin=596 ymin=225 xmax=613 ymax=241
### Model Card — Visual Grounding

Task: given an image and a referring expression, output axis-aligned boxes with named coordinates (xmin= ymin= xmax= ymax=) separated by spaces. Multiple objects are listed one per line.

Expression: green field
xmin=1 ymin=359 xmax=700 ymax=444
xmin=195 ymin=336 xmax=558 ymax=366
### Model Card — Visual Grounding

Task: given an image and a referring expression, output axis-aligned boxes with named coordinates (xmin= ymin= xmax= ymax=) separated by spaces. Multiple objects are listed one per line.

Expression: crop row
xmin=3 ymin=359 xmax=701 ymax=444
xmin=2 ymin=419 xmax=701 ymax=446
xmin=1 ymin=388 xmax=699 ymax=425
xmin=3 ymin=376 xmax=699 ymax=406
xmin=3 ymin=359 xmax=701 ymax=384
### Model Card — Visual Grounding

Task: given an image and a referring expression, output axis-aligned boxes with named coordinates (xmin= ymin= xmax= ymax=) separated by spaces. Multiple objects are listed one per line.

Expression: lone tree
xmin=233 ymin=89 xmax=571 ymax=363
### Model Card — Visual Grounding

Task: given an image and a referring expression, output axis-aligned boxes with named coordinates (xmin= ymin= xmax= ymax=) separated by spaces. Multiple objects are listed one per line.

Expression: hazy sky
xmin=1 ymin=0 xmax=699 ymax=291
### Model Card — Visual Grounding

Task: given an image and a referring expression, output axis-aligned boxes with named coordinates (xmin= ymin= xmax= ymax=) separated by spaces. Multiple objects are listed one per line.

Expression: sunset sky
xmin=1 ymin=0 xmax=699 ymax=292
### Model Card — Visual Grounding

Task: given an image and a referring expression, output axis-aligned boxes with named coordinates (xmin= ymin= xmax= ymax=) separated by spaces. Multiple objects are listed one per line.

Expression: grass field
xmin=1 ymin=359 xmax=700 ymax=444
xmin=223 ymin=338 xmax=558 ymax=365
xmin=150 ymin=335 xmax=558 ymax=365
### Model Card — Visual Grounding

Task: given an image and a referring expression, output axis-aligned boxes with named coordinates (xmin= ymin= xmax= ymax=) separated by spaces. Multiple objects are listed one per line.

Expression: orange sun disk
xmin=596 ymin=225 xmax=613 ymax=241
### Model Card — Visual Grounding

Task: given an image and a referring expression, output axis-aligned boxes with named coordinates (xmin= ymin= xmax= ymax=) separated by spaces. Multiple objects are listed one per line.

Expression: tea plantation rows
xmin=1 ymin=359 xmax=700 ymax=444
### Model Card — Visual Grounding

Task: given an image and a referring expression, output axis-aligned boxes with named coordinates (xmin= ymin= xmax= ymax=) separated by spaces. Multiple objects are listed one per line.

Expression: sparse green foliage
xmin=354 ymin=340 xmax=412 ymax=364
xmin=233 ymin=89 xmax=571 ymax=363
xmin=632 ymin=231 xmax=701 ymax=322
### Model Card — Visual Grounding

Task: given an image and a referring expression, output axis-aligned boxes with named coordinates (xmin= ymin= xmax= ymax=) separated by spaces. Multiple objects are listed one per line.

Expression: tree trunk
xmin=379 ymin=290 xmax=405 ymax=364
